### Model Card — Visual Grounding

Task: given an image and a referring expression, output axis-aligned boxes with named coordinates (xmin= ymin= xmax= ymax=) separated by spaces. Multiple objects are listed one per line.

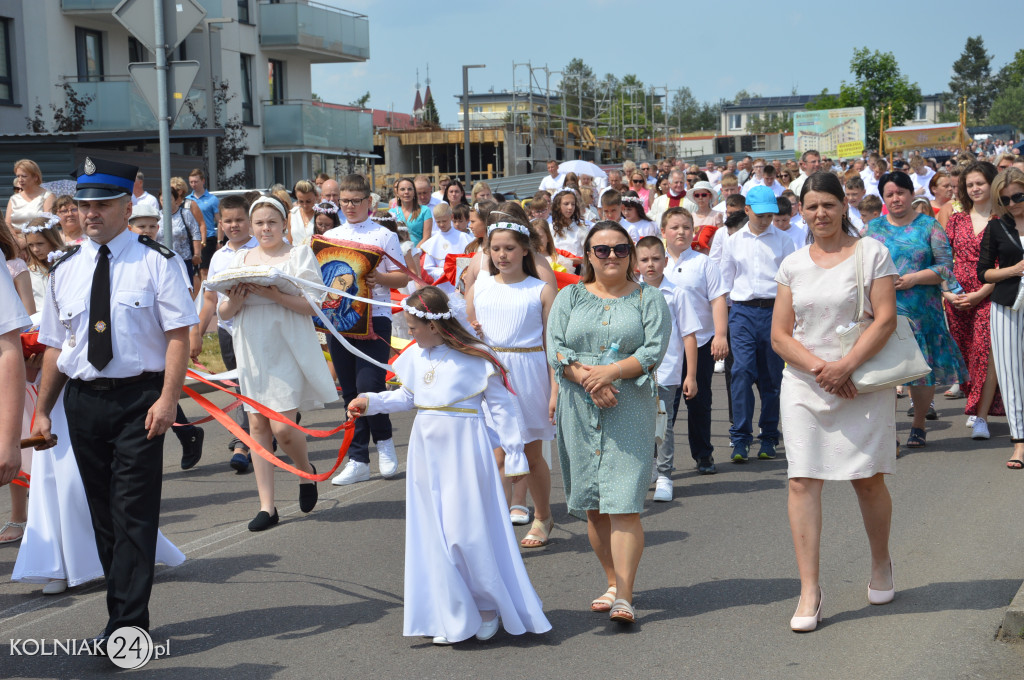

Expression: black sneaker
xmin=248 ymin=509 xmax=279 ymax=532
xmin=180 ymin=428 xmax=204 ymax=470
xmin=697 ymin=457 xmax=717 ymax=474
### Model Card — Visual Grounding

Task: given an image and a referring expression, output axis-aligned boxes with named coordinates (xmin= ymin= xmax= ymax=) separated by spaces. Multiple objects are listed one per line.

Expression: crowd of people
xmin=2 ymin=140 xmax=1024 ymax=646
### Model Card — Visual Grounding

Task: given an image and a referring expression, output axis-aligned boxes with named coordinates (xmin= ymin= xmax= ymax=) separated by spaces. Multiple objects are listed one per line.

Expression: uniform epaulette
xmin=138 ymin=234 xmax=176 ymax=259
xmin=49 ymin=245 xmax=80 ymax=272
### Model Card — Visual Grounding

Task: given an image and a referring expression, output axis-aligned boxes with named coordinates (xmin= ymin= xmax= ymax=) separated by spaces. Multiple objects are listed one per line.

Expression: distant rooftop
xmin=723 ymin=95 xmax=819 ymax=110
xmin=453 ymin=90 xmax=561 ymax=104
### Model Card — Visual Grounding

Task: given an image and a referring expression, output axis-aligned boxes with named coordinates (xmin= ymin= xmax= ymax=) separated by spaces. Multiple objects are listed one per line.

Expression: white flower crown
xmin=487 ymin=222 xmax=531 ymax=237
xmin=621 ymin=195 xmax=645 ymax=207
xmin=313 ymin=201 xmax=339 ymax=215
xmin=20 ymin=212 xmax=61 ymax=233
xmin=46 ymin=250 xmax=64 ymax=263
xmin=400 ymin=298 xmax=452 ymax=320
xmin=552 ymin=187 xmax=580 ymax=201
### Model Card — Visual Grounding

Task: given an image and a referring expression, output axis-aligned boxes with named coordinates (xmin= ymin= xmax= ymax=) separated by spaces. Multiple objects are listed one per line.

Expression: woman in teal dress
xmin=864 ymin=172 xmax=966 ymax=448
xmin=546 ymin=221 xmax=671 ymax=625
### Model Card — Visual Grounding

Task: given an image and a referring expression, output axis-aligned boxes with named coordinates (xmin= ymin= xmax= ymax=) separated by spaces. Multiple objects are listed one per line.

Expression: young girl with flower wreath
xmin=312 ymin=200 xmax=341 ymax=236
xmin=20 ymin=213 xmax=65 ymax=311
xmin=347 ymin=286 xmax=551 ymax=646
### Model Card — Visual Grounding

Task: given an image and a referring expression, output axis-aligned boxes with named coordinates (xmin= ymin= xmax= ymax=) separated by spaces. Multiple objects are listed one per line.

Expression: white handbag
xmin=836 ymin=240 xmax=932 ymax=393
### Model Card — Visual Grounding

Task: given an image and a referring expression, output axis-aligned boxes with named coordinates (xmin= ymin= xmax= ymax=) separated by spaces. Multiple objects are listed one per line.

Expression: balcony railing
xmin=262 ymin=100 xmax=372 ymax=153
xmin=258 ymin=1 xmax=369 ymax=63
xmin=64 ymin=78 xmax=207 ymax=133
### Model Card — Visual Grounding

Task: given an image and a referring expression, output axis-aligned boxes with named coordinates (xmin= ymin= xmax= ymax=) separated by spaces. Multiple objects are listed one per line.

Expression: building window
xmin=272 ymin=156 xmax=289 ymax=187
xmin=472 ymin=106 xmax=482 ymax=113
xmin=237 ymin=0 xmax=250 ymax=24
xmin=728 ymin=114 xmax=742 ymax=130
xmin=268 ymin=58 xmax=285 ymax=105
xmin=75 ymin=27 xmax=104 ymax=82
xmin=0 ymin=19 xmax=12 ymax=105
xmin=239 ymin=54 xmax=253 ymax=125
xmin=915 ymin=103 xmax=927 ymax=121
xmin=243 ymin=155 xmax=257 ymax=187
xmin=128 ymin=36 xmax=147 ymax=63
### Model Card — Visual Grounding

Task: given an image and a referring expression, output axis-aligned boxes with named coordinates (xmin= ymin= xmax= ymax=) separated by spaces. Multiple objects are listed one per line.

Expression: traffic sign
xmin=128 ymin=60 xmax=201 ymax=125
xmin=114 ymin=0 xmax=206 ymax=54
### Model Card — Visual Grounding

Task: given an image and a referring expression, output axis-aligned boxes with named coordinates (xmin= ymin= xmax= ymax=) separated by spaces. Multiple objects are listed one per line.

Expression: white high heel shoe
xmin=790 ymin=588 xmax=823 ymax=632
xmin=868 ymin=561 xmax=895 ymax=605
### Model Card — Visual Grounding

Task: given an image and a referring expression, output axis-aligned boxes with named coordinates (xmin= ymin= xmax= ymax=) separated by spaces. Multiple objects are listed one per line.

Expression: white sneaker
xmin=972 ymin=417 xmax=991 ymax=440
xmin=331 ymin=460 xmax=370 ymax=486
xmin=714 ymin=359 xmax=725 ymax=374
xmin=377 ymin=438 xmax=399 ymax=478
xmin=653 ymin=475 xmax=673 ymax=502
xmin=966 ymin=415 xmax=977 ymax=427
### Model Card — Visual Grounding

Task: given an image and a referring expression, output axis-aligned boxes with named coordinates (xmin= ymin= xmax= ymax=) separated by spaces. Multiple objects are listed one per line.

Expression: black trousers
xmin=327 ymin=317 xmax=393 ymax=464
xmin=672 ymin=339 xmax=716 ymax=462
xmin=65 ymin=375 xmax=164 ymax=634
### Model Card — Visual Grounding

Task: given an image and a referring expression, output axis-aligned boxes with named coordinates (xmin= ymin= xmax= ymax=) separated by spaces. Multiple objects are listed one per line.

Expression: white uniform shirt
xmin=718 ymin=224 xmax=796 ymax=302
xmin=38 ymin=228 xmax=199 ymax=380
xmin=664 ymin=247 xmax=729 ymax=346
xmin=779 ymin=221 xmax=809 ymax=251
xmin=0 ymin=264 xmax=31 ymax=336
xmin=131 ymin=191 xmax=159 ymax=213
xmin=848 ymin=206 xmax=864 ymax=233
xmin=647 ymin=276 xmax=701 ymax=386
xmin=788 ymin=172 xmax=810 ymax=198
xmin=323 ymin=218 xmax=404 ymax=318
xmin=539 ymin=174 xmax=565 ymax=192
xmin=207 ymin=236 xmax=258 ymax=332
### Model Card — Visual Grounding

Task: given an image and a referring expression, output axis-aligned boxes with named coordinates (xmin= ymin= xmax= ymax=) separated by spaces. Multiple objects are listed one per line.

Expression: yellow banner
xmin=836 ymin=140 xmax=865 ymax=158
xmin=883 ymin=124 xmax=964 ymax=151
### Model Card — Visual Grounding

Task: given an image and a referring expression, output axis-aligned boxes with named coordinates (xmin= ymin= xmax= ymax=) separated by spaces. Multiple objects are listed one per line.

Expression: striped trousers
xmin=990 ymin=302 xmax=1024 ymax=442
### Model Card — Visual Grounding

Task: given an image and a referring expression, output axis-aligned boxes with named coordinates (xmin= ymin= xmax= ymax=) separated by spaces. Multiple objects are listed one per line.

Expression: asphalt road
xmin=2 ymin=374 xmax=1023 ymax=679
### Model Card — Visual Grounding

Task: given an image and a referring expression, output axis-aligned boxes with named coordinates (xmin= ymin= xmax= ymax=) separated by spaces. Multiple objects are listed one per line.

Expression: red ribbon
xmin=554 ymin=270 xmax=580 ymax=289
xmin=556 ymin=248 xmax=581 ymax=261
xmin=438 ymin=252 xmax=475 ymax=286
xmin=11 ymin=471 xmax=29 ymax=489
xmin=183 ymin=369 xmax=355 ymax=482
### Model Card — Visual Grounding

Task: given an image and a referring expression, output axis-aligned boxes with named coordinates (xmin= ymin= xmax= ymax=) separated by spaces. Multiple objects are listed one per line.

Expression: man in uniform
xmin=30 ymin=157 xmax=198 ymax=645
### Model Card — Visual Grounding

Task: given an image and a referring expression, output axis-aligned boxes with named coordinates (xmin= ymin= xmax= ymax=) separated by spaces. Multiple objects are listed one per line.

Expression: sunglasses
xmin=692 ymin=192 xmax=711 ymax=199
xmin=999 ymin=192 xmax=1024 ymax=207
xmin=589 ymin=243 xmax=631 ymax=259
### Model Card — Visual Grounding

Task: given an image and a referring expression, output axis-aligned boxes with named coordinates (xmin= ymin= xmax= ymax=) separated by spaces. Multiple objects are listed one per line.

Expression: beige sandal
xmin=520 ymin=516 xmax=553 ymax=548
xmin=609 ymin=598 xmax=636 ymax=623
xmin=0 ymin=520 xmax=26 ymax=545
xmin=591 ymin=585 xmax=617 ymax=612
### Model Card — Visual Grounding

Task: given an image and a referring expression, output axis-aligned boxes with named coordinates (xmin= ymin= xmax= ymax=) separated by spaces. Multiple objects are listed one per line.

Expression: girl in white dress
xmin=621 ymin=193 xmax=659 ymax=242
xmin=550 ymin=188 xmax=589 ymax=270
xmin=21 ymin=214 xmax=65 ymax=311
xmin=219 ymin=197 xmax=337 ymax=532
xmin=467 ymin=220 xmax=556 ymax=548
xmin=347 ymin=286 xmax=551 ymax=645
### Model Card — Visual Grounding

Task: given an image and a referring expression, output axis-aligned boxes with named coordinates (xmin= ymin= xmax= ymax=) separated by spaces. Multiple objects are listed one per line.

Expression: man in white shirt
xmin=787 ymin=150 xmax=820 ymax=198
xmin=431 ymin=175 xmax=451 ymax=202
xmin=131 ymin=171 xmax=160 ymax=212
xmin=415 ymin=175 xmax=442 ymax=210
xmin=704 ymin=160 xmax=722 ymax=185
xmin=743 ymin=164 xmax=784 ymax=197
xmin=909 ymin=156 xmax=935 ymax=199
xmin=740 ymin=159 xmax=766 ymax=194
xmin=718 ymin=185 xmax=795 ymax=463
xmin=538 ymin=160 xmax=565 ymax=193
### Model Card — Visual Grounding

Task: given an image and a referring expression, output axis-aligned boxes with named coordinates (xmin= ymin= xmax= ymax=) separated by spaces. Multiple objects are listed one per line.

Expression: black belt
xmin=735 ymin=298 xmax=776 ymax=308
xmin=71 ymin=371 xmax=164 ymax=392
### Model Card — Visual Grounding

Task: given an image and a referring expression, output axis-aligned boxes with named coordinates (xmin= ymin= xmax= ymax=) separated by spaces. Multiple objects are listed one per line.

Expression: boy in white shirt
xmin=189 ymin=194 xmax=259 ymax=472
xmin=844 ymin=176 xmax=866 ymax=231
xmin=637 ymin=235 xmax=700 ymax=500
xmin=772 ymin=196 xmax=808 ymax=250
xmin=324 ymin=175 xmax=410 ymax=486
xmin=661 ymin=207 xmax=730 ymax=474
xmin=421 ymin=203 xmax=473 ymax=294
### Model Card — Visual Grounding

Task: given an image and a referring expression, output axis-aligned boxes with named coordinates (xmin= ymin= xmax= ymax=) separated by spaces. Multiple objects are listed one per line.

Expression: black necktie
xmin=88 ymin=244 xmax=113 ymax=370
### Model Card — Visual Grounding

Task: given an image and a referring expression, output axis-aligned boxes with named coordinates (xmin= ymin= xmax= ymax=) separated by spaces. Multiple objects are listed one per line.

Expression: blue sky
xmin=312 ymin=0 xmax=1020 ymax=125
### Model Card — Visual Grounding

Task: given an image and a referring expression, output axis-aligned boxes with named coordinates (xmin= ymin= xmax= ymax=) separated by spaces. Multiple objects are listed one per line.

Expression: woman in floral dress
xmin=942 ymin=162 xmax=1003 ymax=437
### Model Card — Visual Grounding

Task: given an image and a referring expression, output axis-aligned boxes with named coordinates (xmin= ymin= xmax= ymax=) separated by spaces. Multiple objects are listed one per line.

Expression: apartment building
xmin=0 ymin=0 xmax=371 ymax=198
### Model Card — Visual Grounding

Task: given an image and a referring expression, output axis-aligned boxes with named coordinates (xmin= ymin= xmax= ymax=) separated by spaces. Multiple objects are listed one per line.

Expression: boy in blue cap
xmin=718 ymin=185 xmax=796 ymax=462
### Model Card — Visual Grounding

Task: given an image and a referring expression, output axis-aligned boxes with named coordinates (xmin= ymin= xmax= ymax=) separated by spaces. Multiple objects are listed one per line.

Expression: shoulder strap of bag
xmin=853 ymin=238 xmax=866 ymax=322
xmin=996 ymin=216 xmax=1024 ymax=254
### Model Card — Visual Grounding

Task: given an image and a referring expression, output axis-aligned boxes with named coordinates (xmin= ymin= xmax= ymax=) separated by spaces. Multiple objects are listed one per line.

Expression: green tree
xmin=349 ymin=91 xmax=370 ymax=108
xmin=747 ymin=113 xmax=794 ymax=134
xmin=994 ymin=48 xmax=1024 ymax=91
xmin=948 ymin=36 xmax=993 ymax=123
xmin=805 ymin=48 xmax=921 ymax=148
xmin=556 ymin=58 xmax=597 ymax=121
xmin=421 ymin=93 xmax=440 ymax=126
xmin=668 ymin=86 xmax=718 ymax=132
xmin=732 ymin=89 xmax=761 ymax=104
xmin=987 ymin=85 xmax=1024 ymax=132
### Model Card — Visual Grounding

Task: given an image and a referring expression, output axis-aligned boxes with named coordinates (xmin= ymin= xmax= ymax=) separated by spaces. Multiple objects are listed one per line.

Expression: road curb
xmin=998 ymin=581 xmax=1024 ymax=641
